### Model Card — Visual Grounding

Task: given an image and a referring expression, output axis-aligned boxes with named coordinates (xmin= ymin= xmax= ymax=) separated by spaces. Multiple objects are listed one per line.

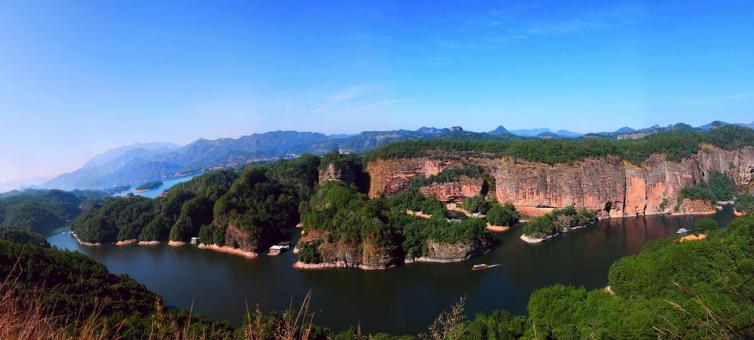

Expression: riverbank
xmin=520 ymin=233 xmax=557 ymax=244
xmin=71 ymin=232 xmax=101 ymax=246
xmin=197 ymin=243 xmax=258 ymax=259
xmin=485 ymin=223 xmax=510 ymax=232
xmin=293 ymin=254 xmax=475 ymax=271
xmin=114 ymin=239 xmax=137 ymax=246
xmin=292 ymin=261 xmax=396 ymax=270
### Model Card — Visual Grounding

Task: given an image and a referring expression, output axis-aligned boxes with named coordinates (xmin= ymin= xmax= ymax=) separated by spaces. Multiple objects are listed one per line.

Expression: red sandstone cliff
xmin=366 ymin=145 xmax=754 ymax=218
xmin=417 ymin=176 xmax=484 ymax=202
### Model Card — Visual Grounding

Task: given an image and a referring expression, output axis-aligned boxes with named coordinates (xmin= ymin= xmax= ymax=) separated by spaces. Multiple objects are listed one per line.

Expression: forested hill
xmin=366 ymin=125 xmax=754 ymax=164
xmin=0 ymin=189 xmax=105 ymax=235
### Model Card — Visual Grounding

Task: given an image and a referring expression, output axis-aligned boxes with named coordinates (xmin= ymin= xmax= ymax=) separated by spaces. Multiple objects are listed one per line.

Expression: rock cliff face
xmin=319 ymin=163 xmax=357 ymax=185
xmin=366 ymin=158 xmax=459 ymax=197
xmin=224 ymin=225 xmax=257 ymax=253
xmin=418 ymin=176 xmax=484 ymax=202
xmin=423 ymin=239 xmax=490 ymax=262
xmin=367 ymin=145 xmax=754 ymax=218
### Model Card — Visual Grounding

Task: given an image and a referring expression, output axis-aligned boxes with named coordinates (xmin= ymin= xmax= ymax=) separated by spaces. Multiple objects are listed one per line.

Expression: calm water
xmin=116 ymin=175 xmax=199 ymax=198
xmin=47 ymin=208 xmax=736 ymax=335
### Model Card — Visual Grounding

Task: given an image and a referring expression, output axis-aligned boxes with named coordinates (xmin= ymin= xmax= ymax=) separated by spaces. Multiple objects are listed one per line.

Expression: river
xmin=46 ymin=207 xmax=736 ymax=335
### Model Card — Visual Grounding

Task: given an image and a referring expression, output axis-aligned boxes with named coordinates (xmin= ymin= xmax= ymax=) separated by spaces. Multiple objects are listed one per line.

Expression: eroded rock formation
xmin=366 ymin=145 xmax=754 ymax=218
xmin=417 ymin=176 xmax=484 ymax=202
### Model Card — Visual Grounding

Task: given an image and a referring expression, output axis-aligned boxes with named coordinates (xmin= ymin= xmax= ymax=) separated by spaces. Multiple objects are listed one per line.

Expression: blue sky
xmin=1 ymin=1 xmax=753 ymax=190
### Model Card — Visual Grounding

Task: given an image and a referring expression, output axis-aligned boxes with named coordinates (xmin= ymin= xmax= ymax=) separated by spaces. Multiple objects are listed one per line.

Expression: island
xmin=134 ymin=181 xmax=163 ymax=193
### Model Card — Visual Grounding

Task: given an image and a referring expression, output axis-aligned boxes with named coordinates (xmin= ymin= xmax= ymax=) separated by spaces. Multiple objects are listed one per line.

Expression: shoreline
xmin=71 ymin=232 xmax=102 ymax=246
xmin=670 ymin=210 xmax=716 ymax=216
xmin=197 ymin=243 xmax=258 ymax=259
xmin=138 ymin=240 xmax=160 ymax=246
xmin=168 ymin=240 xmax=186 ymax=247
xmin=485 ymin=223 xmax=510 ymax=232
xmin=520 ymin=233 xmax=558 ymax=244
xmin=114 ymin=239 xmax=137 ymax=246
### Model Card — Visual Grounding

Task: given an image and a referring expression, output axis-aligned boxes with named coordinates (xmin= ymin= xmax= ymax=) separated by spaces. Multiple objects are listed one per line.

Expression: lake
xmin=116 ymin=175 xmax=199 ymax=198
xmin=47 ymin=207 xmax=737 ymax=335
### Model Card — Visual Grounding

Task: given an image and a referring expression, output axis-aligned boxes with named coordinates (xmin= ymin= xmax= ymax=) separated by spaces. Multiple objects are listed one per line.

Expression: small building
xmin=190 ymin=237 xmax=199 ymax=245
xmin=268 ymin=245 xmax=286 ymax=256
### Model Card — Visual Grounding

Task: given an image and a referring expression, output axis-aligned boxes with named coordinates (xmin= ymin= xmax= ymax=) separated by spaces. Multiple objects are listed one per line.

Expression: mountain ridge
xmin=39 ymin=121 xmax=754 ymax=191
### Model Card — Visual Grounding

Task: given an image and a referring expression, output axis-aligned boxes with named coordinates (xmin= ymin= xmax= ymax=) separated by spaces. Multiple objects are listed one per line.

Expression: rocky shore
xmin=197 ymin=243 xmax=258 ymax=259
xmin=485 ymin=223 xmax=510 ymax=232
xmin=519 ymin=233 xmax=557 ymax=244
xmin=114 ymin=239 xmax=137 ymax=246
xmin=71 ymin=232 xmax=101 ymax=246
xmin=292 ymin=261 xmax=396 ymax=270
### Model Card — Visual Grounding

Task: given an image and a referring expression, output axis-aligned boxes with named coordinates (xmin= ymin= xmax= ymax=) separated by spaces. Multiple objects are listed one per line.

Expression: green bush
xmin=522 ymin=216 xmax=557 ymax=238
xmin=736 ymin=193 xmax=754 ymax=213
xmin=299 ymin=242 xmax=321 ymax=264
xmin=462 ymin=195 xmax=492 ymax=214
xmin=692 ymin=217 xmax=718 ymax=233
xmin=486 ymin=203 xmax=519 ymax=226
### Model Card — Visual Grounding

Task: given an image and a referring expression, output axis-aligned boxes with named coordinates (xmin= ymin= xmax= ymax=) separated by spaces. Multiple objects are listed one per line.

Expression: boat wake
xmin=486 ymin=264 xmax=503 ymax=269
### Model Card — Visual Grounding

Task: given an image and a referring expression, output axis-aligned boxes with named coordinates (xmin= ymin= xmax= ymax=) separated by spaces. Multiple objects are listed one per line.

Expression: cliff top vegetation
xmin=365 ymin=125 xmax=754 ymax=164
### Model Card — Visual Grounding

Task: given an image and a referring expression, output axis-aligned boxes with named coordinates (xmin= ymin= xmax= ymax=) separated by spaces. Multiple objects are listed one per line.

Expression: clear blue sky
xmin=1 ymin=1 xmax=753 ymax=190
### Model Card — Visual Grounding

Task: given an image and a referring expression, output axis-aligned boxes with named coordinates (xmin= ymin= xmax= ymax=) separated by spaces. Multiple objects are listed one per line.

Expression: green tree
xmin=692 ymin=217 xmax=718 ymax=233
xmin=486 ymin=203 xmax=519 ymax=226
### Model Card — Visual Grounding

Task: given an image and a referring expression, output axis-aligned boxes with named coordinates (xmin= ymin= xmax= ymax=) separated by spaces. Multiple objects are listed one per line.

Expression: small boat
xmin=676 ymin=227 xmax=690 ymax=234
xmin=472 ymin=264 xmax=488 ymax=271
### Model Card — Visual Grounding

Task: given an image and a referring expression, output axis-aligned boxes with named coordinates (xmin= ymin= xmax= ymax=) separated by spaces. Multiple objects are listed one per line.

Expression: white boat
xmin=676 ymin=228 xmax=690 ymax=234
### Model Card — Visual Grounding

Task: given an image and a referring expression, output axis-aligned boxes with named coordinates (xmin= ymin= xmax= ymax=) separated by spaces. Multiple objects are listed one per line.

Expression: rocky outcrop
xmin=319 ymin=163 xmax=357 ymax=185
xmin=224 ymin=225 xmax=257 ymax=253
xmin=418 ymin=176 xmax=484 ymax=202
xmin=674 ymin=199 xmax=716 ymax=215
xmin=295 ymin=230 xmax=491 ymax=270
xmin=366 ymin=158 xmax=459 ymax=197
xmin=422 ymin=239 xmax=488 ymax=262
xmin=366 ymin=145 xmax=754 ymax=218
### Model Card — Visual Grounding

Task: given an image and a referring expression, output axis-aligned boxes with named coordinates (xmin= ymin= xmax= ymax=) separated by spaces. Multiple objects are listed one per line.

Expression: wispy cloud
xmin=523 ymin=19 xmax=607 ymax=36
xmin=352 ymin=98 xmax=416 ymax=111
xmin=681 ymin=92 xmax=754 ymax=105
xmin=435 ymin=3 xmax=647 ymax=51
xmin=313 ymin=85 xmax=371 ymax=113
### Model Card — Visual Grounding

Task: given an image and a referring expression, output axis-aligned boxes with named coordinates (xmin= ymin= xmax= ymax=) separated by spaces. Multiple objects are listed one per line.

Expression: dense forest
xmin=0 ymin=189 xmax=103 ymax=235
xmin=298 ymin=182 xmax=495 ymax=264
xmin=365 ymin=125 xmax=754 ymax=164
xmin=72 ymin=156 xmax=322 ymax=253
xmin=4 ymin=212 xmax=753 ymax=338
xmin=679 ymin=171 xmax=738 ymax=204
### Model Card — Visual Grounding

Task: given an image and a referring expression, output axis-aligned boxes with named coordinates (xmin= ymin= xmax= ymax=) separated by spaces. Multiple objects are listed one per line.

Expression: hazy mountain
xmin=42 ymin=129 xmax=510 ymax=190
xmin=488 ymin=125 xmax=510 ymax=135
xmin=82 ymin=142 xmax=179 ymax=169
xmin=510 ymin=128 xmax=551 ymax=137
xmin=697 ymin=121 xmax=728 ymax=131
xmin=554 ymin=129 xmax=582 ymax=138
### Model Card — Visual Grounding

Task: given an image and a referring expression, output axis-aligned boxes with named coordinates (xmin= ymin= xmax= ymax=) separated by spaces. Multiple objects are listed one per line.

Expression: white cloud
xmin=313 ymin=84 xmax=372 ymax=113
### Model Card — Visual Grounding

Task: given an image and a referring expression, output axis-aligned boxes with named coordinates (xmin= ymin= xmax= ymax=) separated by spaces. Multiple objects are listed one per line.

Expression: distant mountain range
xmin=39 ymin=120 xmax=754 ymax=191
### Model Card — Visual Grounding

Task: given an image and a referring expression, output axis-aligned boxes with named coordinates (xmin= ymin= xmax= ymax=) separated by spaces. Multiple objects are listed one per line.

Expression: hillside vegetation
xmin=366 ymin=125 xmax=754 ymax=164
xmin=72 ymin=156 xmax=321 ymax=253
xmin=0 ymin=190 xmax=103 ymax=235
